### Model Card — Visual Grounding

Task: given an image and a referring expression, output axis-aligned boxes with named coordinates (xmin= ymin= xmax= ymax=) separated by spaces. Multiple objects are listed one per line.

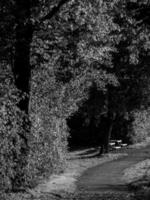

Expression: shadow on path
xmin=68 ymin=147 xmax=102 ymax=160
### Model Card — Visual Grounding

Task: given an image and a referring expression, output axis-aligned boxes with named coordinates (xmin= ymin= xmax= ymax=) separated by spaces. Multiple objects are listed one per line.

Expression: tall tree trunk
xmin=89 ymin=116 xmax=95 ymax=141
xmin=13 ymin=26 xmax=32 ymax=115
xmin=104 ymin=112 xmax=116 ymax=153
xmin=11 ymin=0 xmax=33 ymax=190
xmin=104 ymin=119 xmax=114 ymax=153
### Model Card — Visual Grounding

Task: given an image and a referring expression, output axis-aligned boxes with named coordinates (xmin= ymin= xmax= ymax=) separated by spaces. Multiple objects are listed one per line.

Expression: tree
xmin=74 ymin=0 xmax=150 ymax=154
xmin=0 ymin=0 xmax=73 ymax=189
xmin=102 ymin=0 xmax=150 ymax=150
xmin=1 ymin=0 xmax=149 ymax=190
xmin=0 ymin=0 xmax=119 ymax=189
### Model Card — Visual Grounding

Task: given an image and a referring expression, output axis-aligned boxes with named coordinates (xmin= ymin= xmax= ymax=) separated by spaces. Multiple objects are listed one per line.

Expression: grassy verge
xmin=122 ymin=159 xmax=150 ymax=200
xmin=129 ymin=137 xmax=150 ymax=149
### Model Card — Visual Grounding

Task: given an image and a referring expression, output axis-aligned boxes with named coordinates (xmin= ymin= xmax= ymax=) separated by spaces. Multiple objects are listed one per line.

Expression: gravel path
xmin=77 ymin=146 xmax=150 ymax=194
xmin=11 ymin=146 xmax=150 ymax=200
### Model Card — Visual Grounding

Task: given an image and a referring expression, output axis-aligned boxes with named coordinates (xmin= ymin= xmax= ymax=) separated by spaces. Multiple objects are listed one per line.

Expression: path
xmin=77 ymin=145 xmax=150 ymax=193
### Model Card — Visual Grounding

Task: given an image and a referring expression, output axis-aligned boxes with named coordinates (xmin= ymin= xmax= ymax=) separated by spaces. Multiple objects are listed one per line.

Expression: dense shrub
xmin=26 ymin=68 xmax=82 ymax=185
xmin=0 ymin=67 xmax=70 ymax=193
xmin=0 ymin=66 xmax=72 ymax=191
xmin=129 ymin=109 xmax=150 ymax=143
xmin=0 ymin=66 xmax=25 ymax=191
xmin=26 ymin=113 xmax=68 ymax=184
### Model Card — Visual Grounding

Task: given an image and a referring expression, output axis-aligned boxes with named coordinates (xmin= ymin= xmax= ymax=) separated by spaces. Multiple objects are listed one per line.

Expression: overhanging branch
xmin=41 ymin=0 xmax=70 ymax=22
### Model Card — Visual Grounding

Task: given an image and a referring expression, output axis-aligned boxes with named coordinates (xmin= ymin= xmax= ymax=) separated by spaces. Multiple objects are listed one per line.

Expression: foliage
xmin=0 ymin=65 xmax=27 ymax=190
xmin=27 ymin=0 xmax=119 ymax=180
xmin=129 ymin=109 xmax=150 ymax=143
xmin=26 ymin=68 xmax=69 ymax=183
xmin=0 ymin=0 xmax=150 ymax=192
xmin=101 ymin=0 xmax=150 ymax=143
xmin=67 ymin=0 xmax=150 ymax=147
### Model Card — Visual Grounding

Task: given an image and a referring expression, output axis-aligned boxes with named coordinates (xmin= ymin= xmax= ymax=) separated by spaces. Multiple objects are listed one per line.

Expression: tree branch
xmin=41 ymin=0 xmax=70 ymax=22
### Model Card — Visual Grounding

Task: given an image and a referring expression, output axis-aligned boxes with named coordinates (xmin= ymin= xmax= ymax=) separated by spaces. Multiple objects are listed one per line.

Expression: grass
xmin=122 ymin=159 xmax=150 ymax=200
xmin=122 ymin=159 xmax=150 ymax=185
xmin=129 ymin=137 xmax=150 ymax=149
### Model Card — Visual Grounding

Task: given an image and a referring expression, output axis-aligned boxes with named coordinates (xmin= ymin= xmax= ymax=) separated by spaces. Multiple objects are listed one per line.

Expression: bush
xmin=0 ymin=66 xmax=24 ymax=191
xmin=27 ymin=66 xmax=88 ymax=185
xmin=0 ymin=64 xmax=86 ymax=191
xmin=26 ymin=69 xmax=71 ymax=186
xmin=129 ymin=109 xmax=150 ymax=143
xmin=26 ymin=113 xmax=68 ymax=185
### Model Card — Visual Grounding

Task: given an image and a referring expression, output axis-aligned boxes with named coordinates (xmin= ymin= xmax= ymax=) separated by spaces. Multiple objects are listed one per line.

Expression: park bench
xmin=109 ymin=139 xmax=128 ymax=150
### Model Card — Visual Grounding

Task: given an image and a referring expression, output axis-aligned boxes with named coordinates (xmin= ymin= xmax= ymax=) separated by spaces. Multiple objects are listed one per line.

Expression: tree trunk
xmin=104 ymin=119 xmax=114 ymax=153
xmin=13 ymin=0 xmax=33 ymax=114
xmin=11 ymin=0 xmax=34 ymax=190
xmin=104 ymin=112 xmax=116 ymax=153
xmin=89 ymin=116 xmax=95 ymax=142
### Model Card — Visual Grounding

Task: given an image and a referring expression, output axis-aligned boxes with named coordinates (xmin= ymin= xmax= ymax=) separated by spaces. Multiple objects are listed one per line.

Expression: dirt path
xmin=77 ymin=146 xmax=150 ymax=193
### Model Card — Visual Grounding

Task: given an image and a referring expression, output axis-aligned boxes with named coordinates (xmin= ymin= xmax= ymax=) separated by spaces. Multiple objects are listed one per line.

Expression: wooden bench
xmin=109 ymin=139 xmax=128 ymax=150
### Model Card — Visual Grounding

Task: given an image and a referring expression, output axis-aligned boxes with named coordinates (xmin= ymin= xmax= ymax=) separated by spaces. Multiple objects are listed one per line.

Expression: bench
xmin=109 ymin=139 xmax=128 ymax=150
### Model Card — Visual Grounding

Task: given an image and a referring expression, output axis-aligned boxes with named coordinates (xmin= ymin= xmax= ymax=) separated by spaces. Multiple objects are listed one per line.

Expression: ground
xmin=33 ymin=147 xmax=127 ymax=195
xmin=77 ymin=146 xmax=150 ymax=193
xmin=5 ymin=138 xmax=150 ymax=200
